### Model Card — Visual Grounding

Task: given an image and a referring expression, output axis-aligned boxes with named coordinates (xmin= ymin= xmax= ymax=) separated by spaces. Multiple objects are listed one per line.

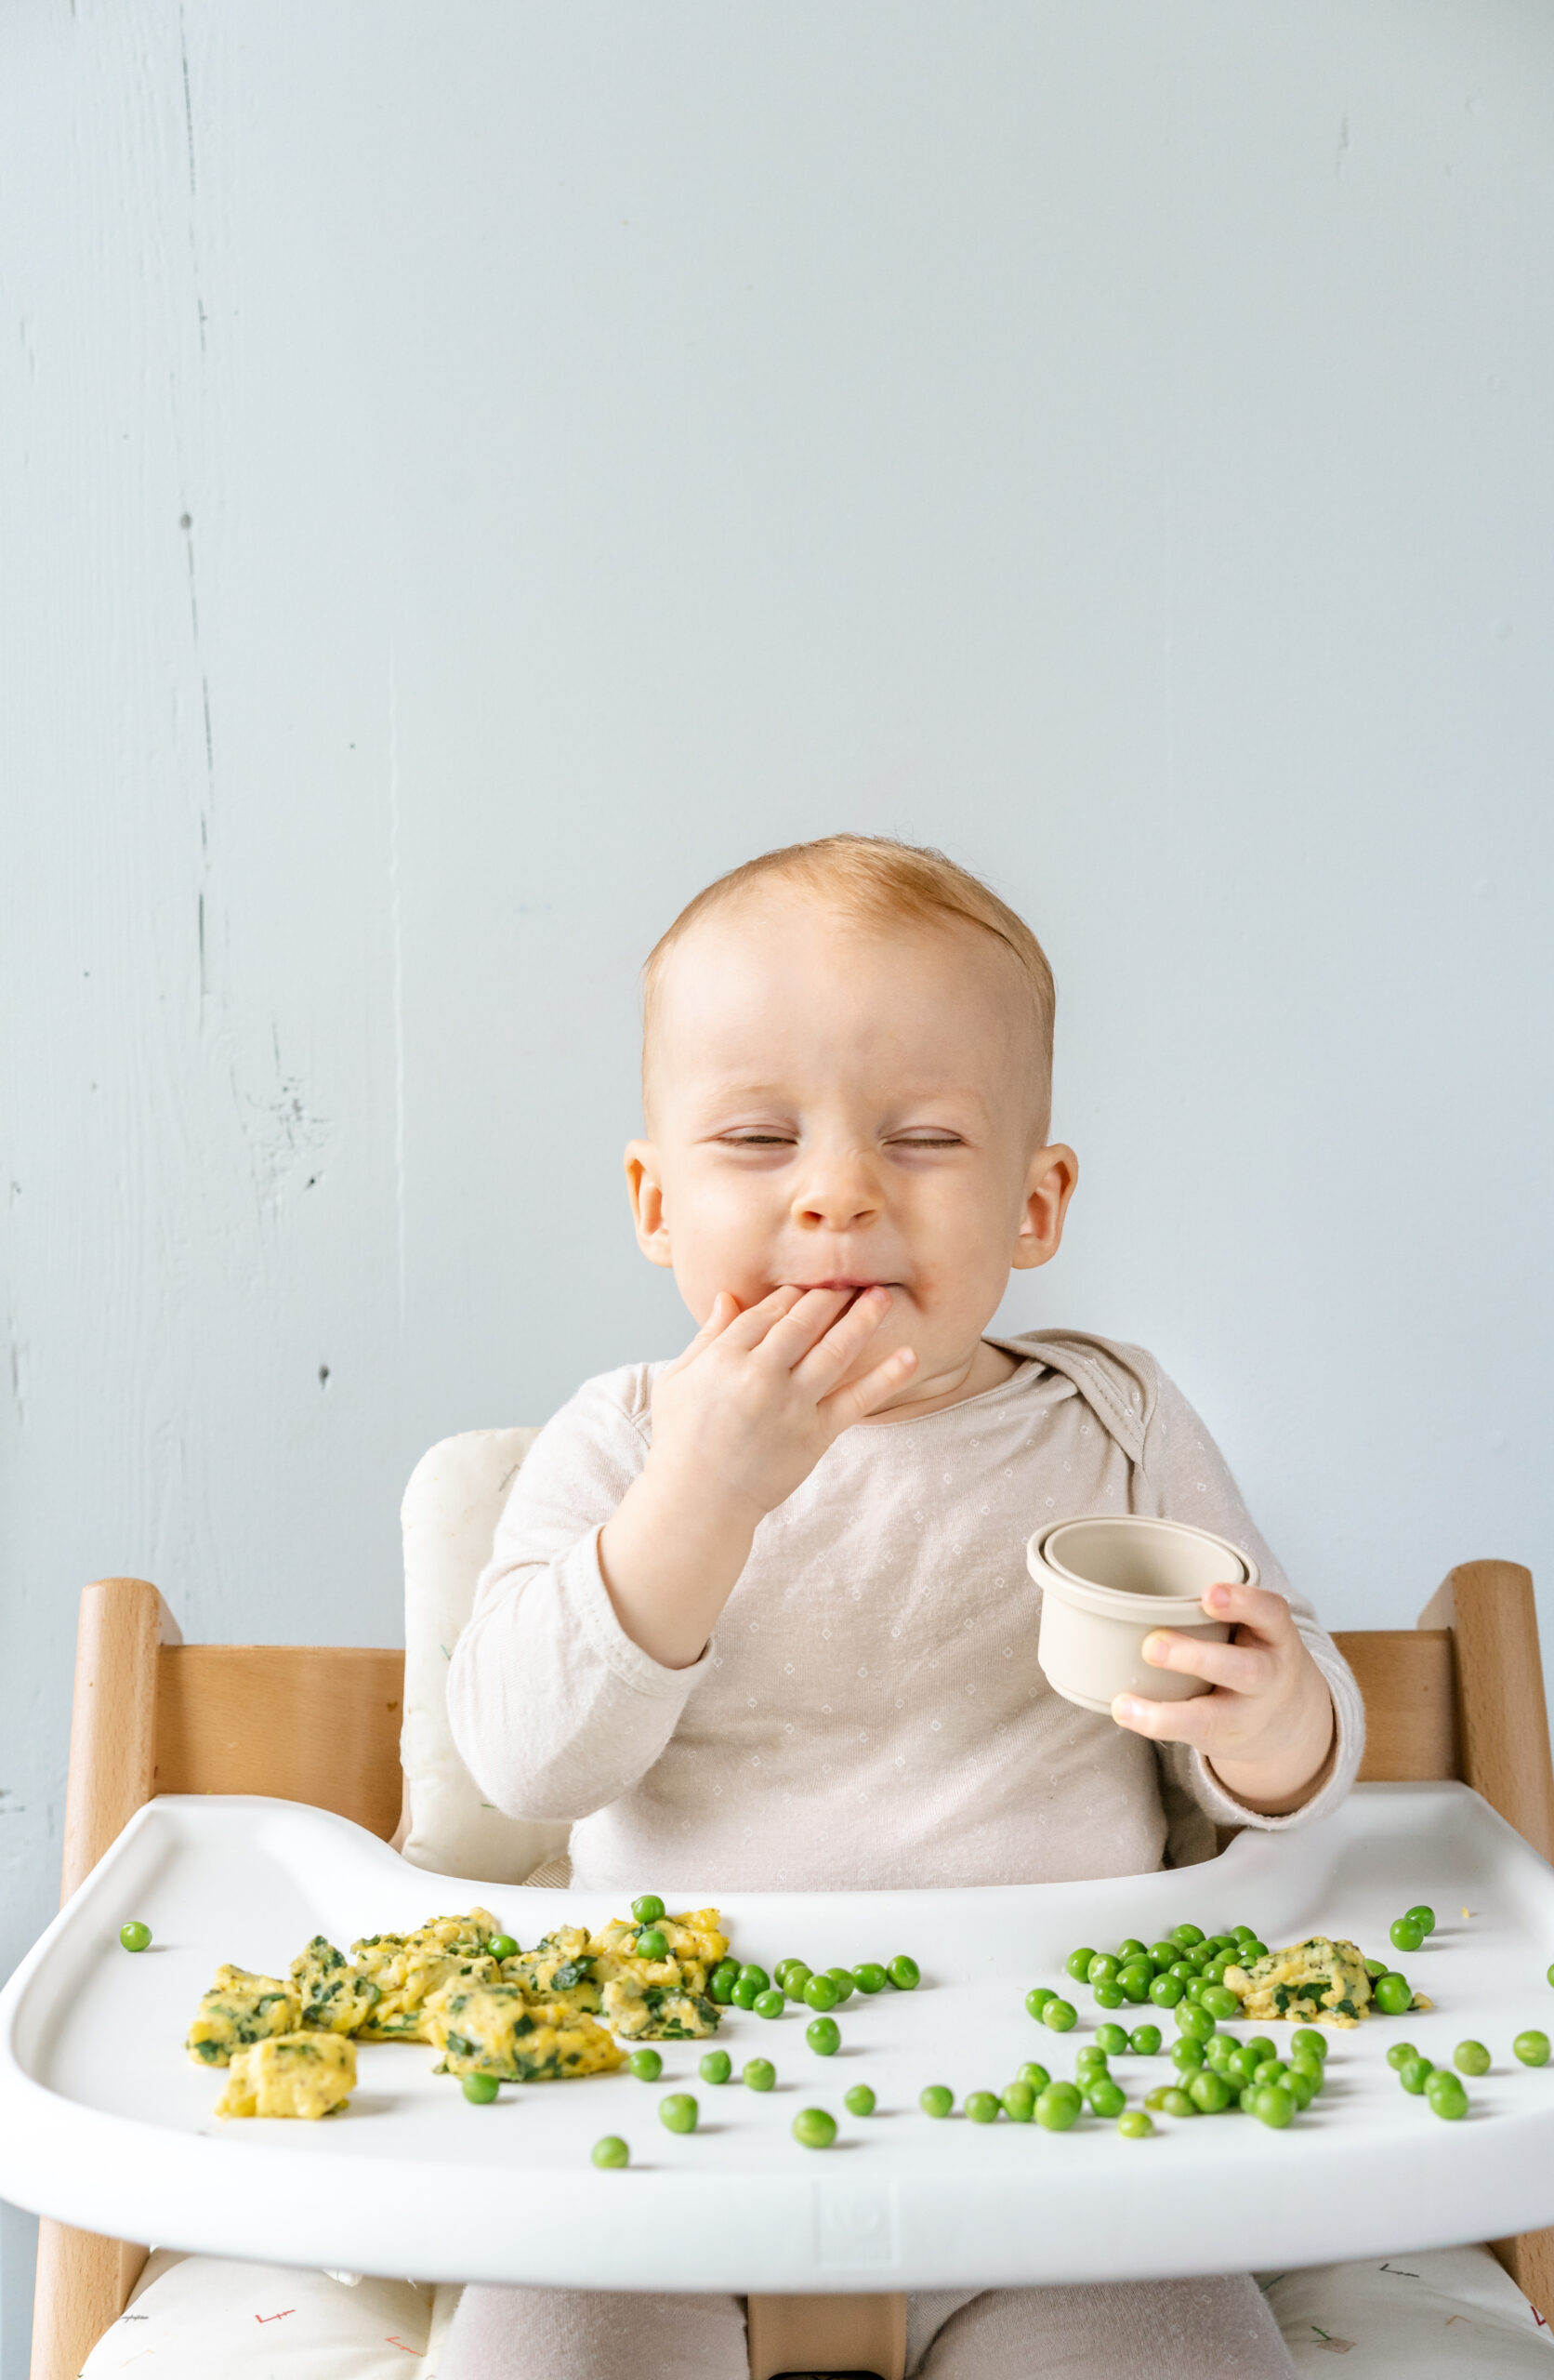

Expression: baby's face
xmin=626 ymin=894 xmax=1077 ymax=1414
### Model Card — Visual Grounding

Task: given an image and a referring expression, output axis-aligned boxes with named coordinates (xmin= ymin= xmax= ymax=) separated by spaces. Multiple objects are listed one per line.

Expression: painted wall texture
xmin=3 ymin=0 xmax=1552 ymax=2364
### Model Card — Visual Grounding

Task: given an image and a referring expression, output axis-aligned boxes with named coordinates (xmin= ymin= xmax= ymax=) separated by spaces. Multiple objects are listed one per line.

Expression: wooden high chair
xmin=29 ymin=1558 xmax=1554 ymax=2380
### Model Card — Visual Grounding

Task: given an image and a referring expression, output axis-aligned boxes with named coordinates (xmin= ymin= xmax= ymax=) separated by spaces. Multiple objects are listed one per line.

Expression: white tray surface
xmin=3 ymin=1784 xmax=1553 ymax=2293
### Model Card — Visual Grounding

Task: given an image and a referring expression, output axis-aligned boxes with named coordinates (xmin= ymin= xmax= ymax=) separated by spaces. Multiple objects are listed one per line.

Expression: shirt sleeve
xmin=1137 ymin=1360 xmax=1365 ymax=1838
xmin=445 ymin=1368 xmax=712 ymax=1823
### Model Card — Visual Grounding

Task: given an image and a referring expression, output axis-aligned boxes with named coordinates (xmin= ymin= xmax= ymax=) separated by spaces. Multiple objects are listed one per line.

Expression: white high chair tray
xmin=3 ymin=1783 xmax=1553 ymax=2294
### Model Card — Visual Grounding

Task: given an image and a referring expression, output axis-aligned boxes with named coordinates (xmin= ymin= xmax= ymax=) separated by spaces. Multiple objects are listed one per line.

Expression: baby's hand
xmin=651 ymin=1284 xmax=915 ymax=1521
xmin=1110 ymin=1580 xmax=1337 ymax=1816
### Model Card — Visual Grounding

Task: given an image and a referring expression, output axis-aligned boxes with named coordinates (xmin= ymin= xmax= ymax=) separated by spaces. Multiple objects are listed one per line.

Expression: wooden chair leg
xmin=746 ymin=2291 xmax=907 ymax=2380
xmin=31 ymin=1580 xmax=176 ymax=2380
xmin=29 ymin=2225 xmax=149 ymax=2380
xmin=1420 ymin=1560 xmax=1554 ymax=2323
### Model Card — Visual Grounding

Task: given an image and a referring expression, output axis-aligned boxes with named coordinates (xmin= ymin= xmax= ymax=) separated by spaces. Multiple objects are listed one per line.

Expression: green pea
xmin=1363 ymin=1954 xmax=1389 ymax=1978
xmin=1426 ymin=2069 xmax=1468 ymax=2120
xmin=1188 ymin=2069 xmax=1233 ymax=2114
xmin=1243 ymin=2036 xmax=1277 ymax=2066
xmin=658 ymin=2093 xmax=698 ymax=2134
xmin=1118 ymin=1964 xmax=1154 ymax=2004
xmin=1176 ymin=2003 xmax=1216 ymax=2043
xmin=1455 ymin=2040 xmax=1491 ymax=2077
xmin=1168 ymin=1960 xmax=1196 ymax=1982
xmin=1144 ymin=2084 xmax=1172 ymax=2110
xmin=1290 ymin=2052 xmax=1325 ymax=2096
xmin=1253 ymin=2058 xmax=1290 ymax=2087
xmin=1087 ymin=1952 xmax=1121 ymax=1985
xmin=700 ymin=2049 xmax=731 ymax=2084
xmin=1252 ymin=2082 xmax=1296 ymax=2129
xmin=631 ymin=1895 xmax=665 ymax=1925
xmin=1149 ymin=1974 xmax=1185 ymax=2009
xmin=1201 ymin=1957 xmax=1232 ymax=1986
xmin=887 ymin=1955 xmax=921 ymax=1991
xmin=591 ymin=2133 xmax=629 ymax=2166
xmin=731 ymin=1975 xmax=761 ymax=2009
xmin=1172 ymin=1923 xmax=1205 ymax=1949
xmin=1034 ymin=2085 xmax=1080 ymax=2130
xmin=1291 ymin=2028 xmax=1328 ymax=2063
xmin=852 ymin=1963 xmax=889 ymax=1995
xmin=1118 ymin=2109 xmax=1154 ymax=2138
xmin=461 ymin=2072 xmax=500 ymax=2103
xmin=792 ymin=2107 xmax=836 ymax=2149
xmin=753 ymin=1989 xmax=785 ymax=2020
xmin=1547 ymin=1961 xmax=1554 ymax=1991
xmin=118 ymin=1922 xmax=151 ymax=1953
xmin=1002 ymin=2081 xmax=1036 ymax=2122
xmin=1371 ymin=1972 xmax=1412 ymax=2016
xmin=1204 ymin=2034 xmax=1235 ymax=2070
xmin=1183 ymin=1977 xmax=1207 ymax=2004
xmin=744 ymin=2058 xmax=776 ymax=2092
xmin=1389 ymin=1917 xmax=1424 ymax=1955
xmin=709 ymin=1961 xmax=740 ymax=2004
xmin=1404 ymin=1904 xmax=1436 ymax=1937
xmin=920 ymin=2084 xmax=954 ymax=2118
xmin=1387 ymin=2040 xmax=1418 ymax=2071
xmin=488 ymin=1934 xmax=519 ymax=1962
xmin=1211 ymin=1932 xmax=1241 ymax=1954
xmin=966 ymin=2090 xmax=1002 ymax=2123
xmin=1128 ymin=2024 xmax=1163 ymax=2056
xmin=628 ymin=2048 xmax=663 ymax=2082
xmin=738 ymin=1964 xmax=770 ymax=1995
xmin=1147 ymin=1939 xmax=1179 ymax=1969
xmin=636 ymin=1927 xmax=670 ymax=1962
xmin=1017 ymin=2061 xmax=1050 ymax=2091
xmin=1158 ymin=2086 xmax=1198 ymax=2118
xmin=1223 ymin=2046 xmax=1258 ymax=2087
xmin=845 ymin=2083 xmax=876 ymax=2117
xmin=1287 ymin=2068 xmax=1318 ymax=2110
xmin=1238 ymin=1939 xmax=1269 ymax=1963
xmin=1399 ymin=2056 xmax=1434 ymax=2095
xmin=1514 ymin=2030 xmax=1551 ymax=2068
xmin=1066 ymin=1947 xmax=1098 ymax=1982
xmin=1091 ymin=1979 xmax=1126 ymax=2010
xmin=824 ymin=1966 xmax=856 ymax=2004
xmin=1095 ymin=2023 xmax=1130 ymax=2056
xmin=1188 ymin=1940 xmax=1217 ymax=1970
xmin=1087 ymin=2077 xmax=1126 ymax=2118
xmin=1199 ymin=1985 xmax=1241 ymax=2022
xmin=804 ymin=1973 xmax=841 ymax=2013
xmin=1025 ymin=1985 xmax=1056 ymax=2019
xmin=1074 ymin=2046 xmax=1108 ymax=2073
xmin=781 ymin=1963 xmax=813 ymax=2001
xmin=1043 ymin=1998 xmax=1078 ymax=2033
xmin=1170 ymin=2039 xmax=1206 ymax=2072
xmin=806 ymin=2016 xmax=841 ymax=2056
xmin=1117 ymin=1937 xmax=1149 ymax=1960
xmin=1231 ymin=1924 xmax=1259 ymax=1944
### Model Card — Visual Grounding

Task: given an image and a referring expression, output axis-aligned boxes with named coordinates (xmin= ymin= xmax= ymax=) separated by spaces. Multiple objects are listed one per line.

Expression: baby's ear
xmin=1010 ymin=1141 xmax=1079 ymax=1271
xmin=624 ymin=1141 xmax=675 ymax=1267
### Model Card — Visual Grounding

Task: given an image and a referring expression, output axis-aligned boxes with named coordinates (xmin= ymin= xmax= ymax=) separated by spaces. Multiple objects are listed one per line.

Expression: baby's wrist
xmin=1206 ymin=1688 xmax=1337 ymax=1817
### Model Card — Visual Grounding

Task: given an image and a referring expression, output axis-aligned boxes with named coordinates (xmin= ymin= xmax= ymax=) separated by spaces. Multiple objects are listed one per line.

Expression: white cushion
xmin=1263 ymin=2243 xmax=1554 ymax=2371
xmin=80 ymin=2250 xmax=456 ymax=2375
xmin=399 ymin=1426 xmax=569 ymax=1884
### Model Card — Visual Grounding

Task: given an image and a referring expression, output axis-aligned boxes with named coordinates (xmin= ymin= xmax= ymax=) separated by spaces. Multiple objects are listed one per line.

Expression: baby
xmin=443 ymin=834 xmax=1361 ymax=2380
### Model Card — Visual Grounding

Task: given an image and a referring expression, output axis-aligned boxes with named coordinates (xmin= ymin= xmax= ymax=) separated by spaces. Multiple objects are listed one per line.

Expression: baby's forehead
xmin=644 ymin=898 xmax=1033 ymax=1108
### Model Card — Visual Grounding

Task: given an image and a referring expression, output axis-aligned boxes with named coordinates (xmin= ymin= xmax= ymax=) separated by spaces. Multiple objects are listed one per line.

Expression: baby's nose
xmin=789 ymin=1154 xmax=883 ymax=1231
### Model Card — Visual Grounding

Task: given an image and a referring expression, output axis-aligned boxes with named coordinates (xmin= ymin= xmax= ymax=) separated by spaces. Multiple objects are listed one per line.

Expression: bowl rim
xmin=1027 ymin=1513 xmax=1257 ymax=1625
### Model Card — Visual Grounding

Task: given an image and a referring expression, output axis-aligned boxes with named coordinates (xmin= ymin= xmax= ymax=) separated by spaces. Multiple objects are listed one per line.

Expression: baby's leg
xmin=436 ymin=2283 xmax=747 ymax=2380
xmin=908 ymin=2274 xmax=1295 ymax=2378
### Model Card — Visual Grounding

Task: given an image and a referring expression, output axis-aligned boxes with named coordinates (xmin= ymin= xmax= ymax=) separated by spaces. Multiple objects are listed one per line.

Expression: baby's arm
xmin=1110 ymin=1366 xmax=1363 ymax=1822
xmin=598 ymin=1284 xmax=914 ymax=1668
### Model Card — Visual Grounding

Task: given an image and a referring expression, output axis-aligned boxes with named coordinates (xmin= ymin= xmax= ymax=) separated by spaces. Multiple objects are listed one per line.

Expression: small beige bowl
xmin=1027 ymin=1514 xmax=1256 ymax=1716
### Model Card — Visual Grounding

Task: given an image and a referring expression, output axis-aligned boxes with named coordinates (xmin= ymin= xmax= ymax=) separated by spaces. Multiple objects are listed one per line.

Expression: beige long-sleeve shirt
xmin=447 ymin=1330 xmax=1363 ymax=1894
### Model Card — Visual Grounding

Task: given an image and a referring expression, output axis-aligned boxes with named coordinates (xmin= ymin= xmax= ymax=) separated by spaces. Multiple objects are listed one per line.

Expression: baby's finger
xmin=716 ymin=1283 xmax=808 ymax=1351
xmin=788 ymin=1286 xmax=893 ymax=1389
xmin=1110 ymin=1687 xmax=1224 ymax=1749
xmin=820 ymin=1343 xmax=918 ymax=1429
xmin=1201 ymin=1578 xmax=1292 ymax=1639
xmin=659 ymin=1290 xmax=742 ymax=1378
xmin=1140 ymin=1628 xmax=1271 ymax=1697
xmin=756 ymin=1284 xmax=866 ymax=1369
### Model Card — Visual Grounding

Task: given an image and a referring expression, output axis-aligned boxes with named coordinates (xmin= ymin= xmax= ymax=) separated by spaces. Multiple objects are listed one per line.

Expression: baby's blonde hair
xmin=641 ymin=833 xmax=1056 ymax=1132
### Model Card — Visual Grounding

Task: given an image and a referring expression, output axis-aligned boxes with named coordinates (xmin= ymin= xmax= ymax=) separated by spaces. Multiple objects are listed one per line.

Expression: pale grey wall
xmin=4 ymin=2 xmax=1552 ymax=2364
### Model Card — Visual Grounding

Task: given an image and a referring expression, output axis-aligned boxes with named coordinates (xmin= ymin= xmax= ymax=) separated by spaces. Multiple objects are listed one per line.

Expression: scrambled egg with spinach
xmin=192 ymin=1902 xmax=726 ymax=2118
xmin=215 ymin=2031 xmax=356 ymax=2120
xmin=1222 ymin=1935 xmax=1376 ymax=2027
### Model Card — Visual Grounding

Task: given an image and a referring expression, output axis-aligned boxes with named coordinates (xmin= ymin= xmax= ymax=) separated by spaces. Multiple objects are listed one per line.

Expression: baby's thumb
xmin=665 ymin=1290 xmax=739 ymax=1371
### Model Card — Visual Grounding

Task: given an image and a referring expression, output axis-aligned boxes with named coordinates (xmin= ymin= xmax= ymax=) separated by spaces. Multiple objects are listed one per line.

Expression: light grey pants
xmin=438 ymin=2277 xmax=1297 ymax=2377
